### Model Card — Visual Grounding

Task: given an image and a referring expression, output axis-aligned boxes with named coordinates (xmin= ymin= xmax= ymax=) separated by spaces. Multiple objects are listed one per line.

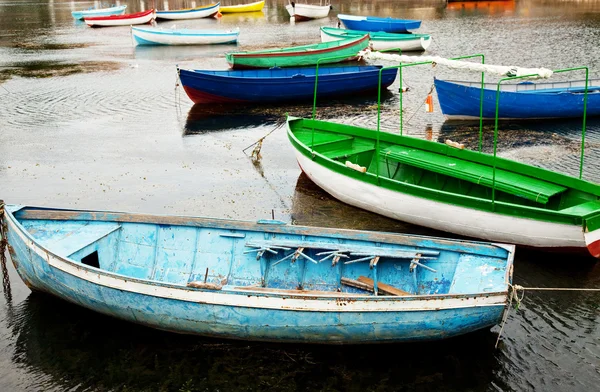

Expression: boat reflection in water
xmin=446 ymin=1 xmax=516 ymax=15
xmin=8 ymin=291 xmax=502 ymax=391
xmin=183 ymin=89 xmax=396 ymax=135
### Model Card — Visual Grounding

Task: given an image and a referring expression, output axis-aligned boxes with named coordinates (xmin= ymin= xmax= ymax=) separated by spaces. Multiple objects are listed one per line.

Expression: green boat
xmin=286 ymin=116 xmax=600 ymax=258
xmin=225 ymin=35 xmax=370 ymax=69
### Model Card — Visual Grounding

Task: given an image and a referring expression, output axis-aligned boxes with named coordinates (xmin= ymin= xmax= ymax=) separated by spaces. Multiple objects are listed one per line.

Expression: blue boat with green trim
xmin=1 ymin=204 xmax=514 ymax=344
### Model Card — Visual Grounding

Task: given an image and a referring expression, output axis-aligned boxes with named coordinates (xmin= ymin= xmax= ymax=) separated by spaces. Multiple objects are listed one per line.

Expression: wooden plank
xmin=357 ymin=276 xmax=411 ymax=296
xmin=340 ymin=277 xmax=374 ymax=293
xmin=231 ymin=285 xmax=371 ymax=297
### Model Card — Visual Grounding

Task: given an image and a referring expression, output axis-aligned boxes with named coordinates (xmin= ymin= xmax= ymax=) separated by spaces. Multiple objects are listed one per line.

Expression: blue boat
xmin=71 ymin=5 xmax=127 ymax=20
xmin=337 ymin=14 xmax=422 ymax=33
xmin=1 ymin=204 xmax=514 ymax=344
xmin=178 ymin=65 xmax=398 ymax=104
xmin=434 ymin=78 xmax=600 ymax=120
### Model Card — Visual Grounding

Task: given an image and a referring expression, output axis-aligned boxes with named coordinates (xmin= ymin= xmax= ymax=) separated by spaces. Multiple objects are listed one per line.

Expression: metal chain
xmin=0 ymin=202 xmax=12 ymax=301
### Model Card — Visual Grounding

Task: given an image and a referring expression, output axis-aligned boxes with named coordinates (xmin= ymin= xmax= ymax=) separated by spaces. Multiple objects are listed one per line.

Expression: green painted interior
xmin=288 ymin=117 xmax=600 ymax=227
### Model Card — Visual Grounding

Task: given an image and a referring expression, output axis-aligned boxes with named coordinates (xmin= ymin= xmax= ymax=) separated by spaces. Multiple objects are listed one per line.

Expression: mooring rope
xmin=242 ymin=121 xmax=285 ymax=160
xmin=495 ymin=283 xmax=599 ymax=348
xmin=0 ymin=201 xmax=12 ymax=302
xmin=360 ymin=49 xmax=554 ymax=79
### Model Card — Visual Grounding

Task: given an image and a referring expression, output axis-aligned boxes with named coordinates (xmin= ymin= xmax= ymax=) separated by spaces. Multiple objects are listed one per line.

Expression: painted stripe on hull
xmin=294 ymin=150 xmax=586 ymax=250
xmin=182 ymin=86 xmax=246 ymax=104
xmin=6 ymin=216 xmax=507 ymax=343
xmin=584 ymin=228 xmax=600 ymax=257
xmin=85 ymin=11 xmax=155 ymax=27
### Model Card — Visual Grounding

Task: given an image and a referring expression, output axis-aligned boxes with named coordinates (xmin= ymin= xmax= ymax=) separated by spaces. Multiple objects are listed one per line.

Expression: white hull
xmin=286 ymin=3 xmax=330 ymax=19
xmin=132 ymin=27 xmax=239 ymax=45
xmin=86 ymin=12 xmax=156 ymax=27
xmin=320 ymin=30 xmax=431 ymax=52
xmin=294 ymin=151 xmax=587 ymax=249
xmin=156 ymin=5 xmax=220 ymax=20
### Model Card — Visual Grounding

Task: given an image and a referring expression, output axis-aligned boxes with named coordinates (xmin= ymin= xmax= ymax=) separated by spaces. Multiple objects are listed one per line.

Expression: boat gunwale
xmin=156 ymin=3 xmax=220 ymax=14
xmin=436 ymin=78 xmax=600 ymax=94
xmin=179 ymin=65 xmax=397 ymax=82
xmin=9 ymin=206 xmax=511 ymax=256
xmin=5 ymin=207 xmax=511 ymax=308
xmin=132 ymin=26 xmax=239 ymax=37
xmin=71 ymin=5 xmax=127 ymax=18
xmin=83 ymin=9 xmax=155 ymax=21
xmin=320 ymin=27 xmax=430 ymax=42
xmin=286 ymin=117 xmax=600 ymax=225
xmin=227 ymin=34 xmax=369 ymax=59
xmin=220 ymin=0 xmax=264 ymax=12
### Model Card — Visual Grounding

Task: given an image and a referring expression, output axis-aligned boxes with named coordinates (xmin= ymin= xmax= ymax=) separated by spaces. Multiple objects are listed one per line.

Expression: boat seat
xmin=320 ymin=142 xmax=375 ymax=160
xmin=42 ymin=223 xmax=122 ymax=257
xmin=381 ymin=145 xmax=567 ymax=204
xmin=559 ymin=199 xmax=600 ymax=215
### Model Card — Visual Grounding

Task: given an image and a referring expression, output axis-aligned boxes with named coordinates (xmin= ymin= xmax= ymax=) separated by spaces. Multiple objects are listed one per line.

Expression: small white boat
xmin=71 ymin=5 xmax=127 ymax=20
xmin=285 ymin=2 xmax=331 ymax=21
xmin=320 ymin=27 xmax=431 ymax=52
xmin=84 ymin=9 xmax=156 ymax=27
xmin=132 ymin=26 xmax=240 ymax=45
xmin=156 ymin=2 xmax=220 ymax=20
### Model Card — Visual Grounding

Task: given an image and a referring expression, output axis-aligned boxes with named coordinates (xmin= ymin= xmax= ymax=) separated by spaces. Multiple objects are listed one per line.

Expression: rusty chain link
xmin=0 ymin=201 xmax=12 ymax=301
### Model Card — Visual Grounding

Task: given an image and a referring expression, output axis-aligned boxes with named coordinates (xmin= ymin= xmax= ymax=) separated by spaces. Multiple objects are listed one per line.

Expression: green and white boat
xmin=320 ymin=27 xmax=432 ymax=52
xmin=286 ymin=116 xmax=600 ymax=258
xmin=225 ymin=35 xmax=369 ymax=69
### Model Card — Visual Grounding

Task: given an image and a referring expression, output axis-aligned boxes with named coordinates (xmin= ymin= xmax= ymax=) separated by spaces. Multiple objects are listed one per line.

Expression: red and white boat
xmin=84 ymin=9 xmax=156 ymax=27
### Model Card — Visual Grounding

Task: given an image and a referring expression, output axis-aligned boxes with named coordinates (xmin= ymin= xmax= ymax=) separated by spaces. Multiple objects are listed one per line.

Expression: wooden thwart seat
xmin=44 ymin=223 xmax=122 ymax=257
xmin=381 ymin=145 xmax=567 ymax=204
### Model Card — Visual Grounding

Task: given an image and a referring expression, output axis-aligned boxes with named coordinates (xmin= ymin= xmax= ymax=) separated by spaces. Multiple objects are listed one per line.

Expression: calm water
xmin=1 ymin=0 xmax=600 ymax=390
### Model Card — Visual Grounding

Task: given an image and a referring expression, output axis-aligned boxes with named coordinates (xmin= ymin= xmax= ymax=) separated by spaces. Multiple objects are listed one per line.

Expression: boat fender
xmin=445 ymin=140 xmax=465 ymax=149
xmin=345 ymin=161 xmax=367 ymax=173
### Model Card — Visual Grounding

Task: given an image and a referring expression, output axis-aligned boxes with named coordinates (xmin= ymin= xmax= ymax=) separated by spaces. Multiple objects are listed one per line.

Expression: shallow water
xmin=1 ymin=0 xmax=599 ymax=391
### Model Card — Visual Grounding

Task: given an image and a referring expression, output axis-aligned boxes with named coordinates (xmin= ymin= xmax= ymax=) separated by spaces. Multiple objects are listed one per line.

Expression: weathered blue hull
xmin=338 ymin=14 xmax=422 ymax=33
xmin=178 ymin=66 xmax=398 ymax=104
xmin=435 ymin=78 xmax=600 ymax=120
xmin=3 ymin=206 xmax=513 ymax=344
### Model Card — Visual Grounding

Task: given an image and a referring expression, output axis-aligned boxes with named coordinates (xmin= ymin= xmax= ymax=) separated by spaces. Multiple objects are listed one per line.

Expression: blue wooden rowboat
xmin=2 ymin=204 xmax=514 ymax=344
xmin=71 ymin=5 xmax=127 ymax=20
xmin=434 ymin=78 xmax=600 ymax=120
xmin=337 ymin=14 xmax=422 ymax=33
xmin=177 ymin=65 xmax=398 ymax=104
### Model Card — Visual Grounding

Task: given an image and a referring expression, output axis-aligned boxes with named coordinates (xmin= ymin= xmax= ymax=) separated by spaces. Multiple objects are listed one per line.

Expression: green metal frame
xmin=491 ymin=66 xmax=589 ymax=207
xmin=308 ymin=54 xmax=590 ymax=201
xmin=373 ymin=54 xmax=485 ymax=181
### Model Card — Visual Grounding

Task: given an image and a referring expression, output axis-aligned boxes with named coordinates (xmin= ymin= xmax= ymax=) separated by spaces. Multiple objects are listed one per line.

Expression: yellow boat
xmin=220 ymin=0 xmax=265 ymax=13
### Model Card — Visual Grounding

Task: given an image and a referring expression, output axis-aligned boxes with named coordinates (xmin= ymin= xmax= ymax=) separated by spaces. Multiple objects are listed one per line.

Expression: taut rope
xmin=495 ymin=283 xmax=599 ymax=348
